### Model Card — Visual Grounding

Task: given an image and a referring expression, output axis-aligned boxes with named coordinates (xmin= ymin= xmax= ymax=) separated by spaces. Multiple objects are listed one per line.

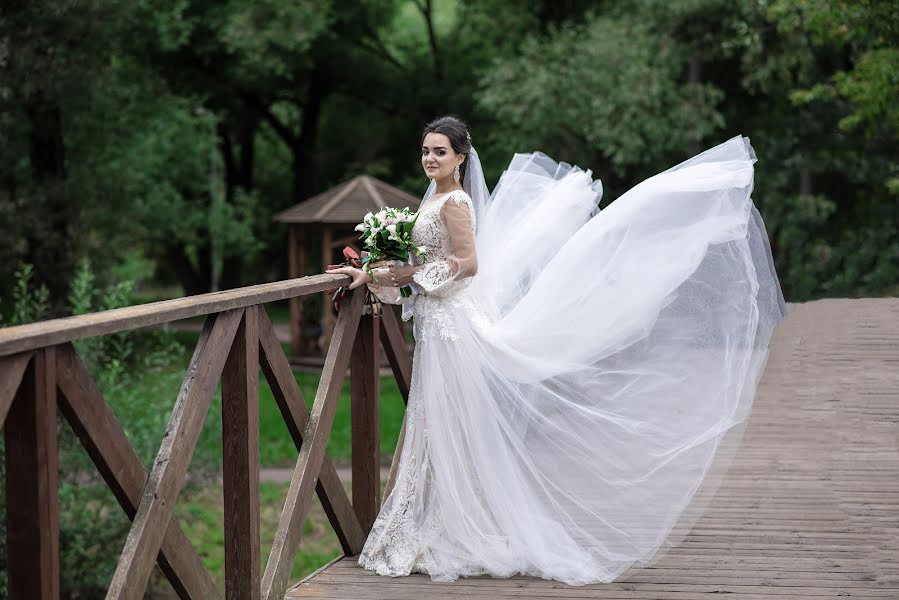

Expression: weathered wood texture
xmin=107 ymin=309 xmax=243 ymax=599
xmin=287 ymin=298 xmax=899 ymax=599
xmin=378 ymin=306 xmax=411 ymax=403
xmin=0 ymin=273 xmax=349 ymax=357
xmin=377 ymin=306 xmax=412 ymax=500
xmin=351 ymin=314 xmax=381 ymax=533
xmin=288 ymin=226 xmax=303 ymax=356
xmin=55 ymin=344 xmax=218 ymax=599
xmin=257 ymin=307 xmax=366 ymax=556
xmin=222 ymin=306 xmax=261 ymax=599
xmin=262 ymin=287 xmax=367 ymax=600
xmin=0 ymin=350 xmax=32 ymax=426
xmin=320 ymin=226 xmax=335 ymax=348
xmin=4 ymin=348 xmax=60 ymax=600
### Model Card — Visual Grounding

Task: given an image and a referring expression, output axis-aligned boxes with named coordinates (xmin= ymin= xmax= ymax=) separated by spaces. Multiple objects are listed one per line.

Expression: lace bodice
xmin=410 ymin=190 xmax=476 ymax=295
xmin=401 ymin=189 xmax=484 ymax=343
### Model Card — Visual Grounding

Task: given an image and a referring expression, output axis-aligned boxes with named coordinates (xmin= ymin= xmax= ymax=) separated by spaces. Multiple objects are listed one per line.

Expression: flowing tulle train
xmin=358 ymin=136 xmax=786 ymax=585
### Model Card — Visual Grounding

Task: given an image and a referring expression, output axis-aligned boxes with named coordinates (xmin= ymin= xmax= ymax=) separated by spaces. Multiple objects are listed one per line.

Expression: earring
xmin=453 ymin=164 xmax=461 ymax=184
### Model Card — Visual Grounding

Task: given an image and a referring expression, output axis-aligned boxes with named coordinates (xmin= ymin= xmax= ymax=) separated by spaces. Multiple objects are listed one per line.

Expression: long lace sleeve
xmin=393 ymin=194 xmax=477 ymax=297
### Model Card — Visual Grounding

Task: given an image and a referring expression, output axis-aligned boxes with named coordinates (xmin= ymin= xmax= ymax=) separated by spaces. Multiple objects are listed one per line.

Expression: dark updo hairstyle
xmin=422 ymin=115 xmax=472 ymax=183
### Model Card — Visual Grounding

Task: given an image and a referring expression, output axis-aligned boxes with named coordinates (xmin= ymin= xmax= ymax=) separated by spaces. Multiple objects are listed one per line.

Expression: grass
xmin=35 ymin=300 xmax=408 ymax=596
xmin=79 ymin=327 xmax=406 ymax=596
xmin=101 ymin=329 xmax=407 ymax=469
xmin=258 ymin=370 xmax=406 ymax=466
xmin=156 ymin=481 xmax=344 ymax=595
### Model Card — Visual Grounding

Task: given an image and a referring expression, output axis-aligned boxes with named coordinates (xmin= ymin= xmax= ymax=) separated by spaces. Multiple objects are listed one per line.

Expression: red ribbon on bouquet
xmin=327 ymin=246 xmax=380 ymax=314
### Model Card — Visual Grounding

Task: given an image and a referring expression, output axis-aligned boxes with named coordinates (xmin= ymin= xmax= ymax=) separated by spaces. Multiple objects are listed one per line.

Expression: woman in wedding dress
xmin=327 ymin=115 xmax=787 ymax=585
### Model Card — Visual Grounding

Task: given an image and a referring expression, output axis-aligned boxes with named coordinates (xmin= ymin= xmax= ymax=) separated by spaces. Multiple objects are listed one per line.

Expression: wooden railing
xmin=0 ymin=273 xmax=412 ymax=600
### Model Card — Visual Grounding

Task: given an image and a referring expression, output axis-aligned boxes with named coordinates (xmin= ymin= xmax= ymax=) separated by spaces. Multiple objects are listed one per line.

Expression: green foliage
xmin=66 ymin=258 xmax=135 ymax=390
xmin=478 ymin=12 xmax=725 ymax=185
xmin=773 ymin=0 xmax=899 ymax=138
xmin=218 ymin=0 xmax=332 ymax=79
xmin=57 ymin=484 xmax=132 ymax=598
xmin=3 ymin=0 xmax=897 ymax=302
xmin=4 ymin=263 xmax=51 ymax=326
xmin=0 ymin=260 xmax=187 ymax=598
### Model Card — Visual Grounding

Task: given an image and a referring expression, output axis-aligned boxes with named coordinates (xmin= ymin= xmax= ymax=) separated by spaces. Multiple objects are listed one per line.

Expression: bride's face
xmin=421 ymin=132 xmax=464 ymax=183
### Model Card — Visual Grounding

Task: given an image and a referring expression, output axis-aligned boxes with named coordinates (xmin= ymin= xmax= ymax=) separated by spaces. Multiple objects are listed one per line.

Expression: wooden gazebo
xmin=274 ymin=174 xmax=421 ymax=356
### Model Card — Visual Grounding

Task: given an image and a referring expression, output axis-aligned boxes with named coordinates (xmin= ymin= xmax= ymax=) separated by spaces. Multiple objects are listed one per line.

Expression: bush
xmin=1 ymin=260 xmax=189 ymax=598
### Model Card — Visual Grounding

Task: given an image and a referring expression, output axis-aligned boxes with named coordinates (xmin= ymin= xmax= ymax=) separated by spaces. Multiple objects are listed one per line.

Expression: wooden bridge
xmin=1 ymin=274 xmax=897 ymax=599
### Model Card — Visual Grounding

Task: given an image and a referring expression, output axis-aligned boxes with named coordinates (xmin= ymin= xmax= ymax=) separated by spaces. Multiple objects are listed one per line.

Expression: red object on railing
xmin=328 ymin=246 xmax=366 ymax=312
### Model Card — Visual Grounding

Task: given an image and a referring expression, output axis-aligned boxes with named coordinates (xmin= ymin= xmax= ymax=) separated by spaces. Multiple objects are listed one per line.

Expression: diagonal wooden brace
xmin=261 ymin=288 xmax=366 ymax=600
xmin=56 ymin=344 xmax=218 ymax=599
xmin=257 ymin=308 xmax=366 ymax=556
xmin=106 ymin=308 xmax=243 ymax=599
xmin=0 ymin=350 xmax=33 ymax=427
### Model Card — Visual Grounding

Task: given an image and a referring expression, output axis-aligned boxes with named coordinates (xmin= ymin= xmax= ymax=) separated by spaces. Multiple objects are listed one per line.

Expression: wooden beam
xmin=222 ymin=306 xmax=261 ymax=600
xmin=257 ymin=308 xmax=365 ymax=556
xmin=360 ymin=175 xmax=387 ymax=210
xmin=4 ymin=347 xmax=59 ymax=600
xmin=332 ymin=234 xmax=361 ymax=249
xmin=378 ymin=306 xmax=412 ymax=403
xmin=313 ymin=177 xmax=360 ymax=221
xmin=107 ymin=309 xmax=244 ymax=599
xmin=297 ymin=227 xmax=309 ymax=355
xmin=0 ymin=350 xmax=33 ymax=427
xmin=55 ymin=344 xmax=218 ymax=599
xmin=288 ymin=226 xmax=302 ymax=356
xmin=378 ymin=306 xmax=412 ymax=501
xmin=321 ymin=226 xmax=335 ymax=351
xmin=0 ymin=273 xmax=349 ymax=357
xmin=298 ymin=227 xmax=308 ymax=282
xmin=351 ymin=314 xmax=381 ymax=532
xmin=261 ymin=288 xmax=366 ymax=600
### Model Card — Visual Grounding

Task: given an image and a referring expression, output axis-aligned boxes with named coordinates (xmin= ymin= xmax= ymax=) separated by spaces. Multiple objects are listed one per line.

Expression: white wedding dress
xmin=357 ymin=136 xmax=786 ymax=585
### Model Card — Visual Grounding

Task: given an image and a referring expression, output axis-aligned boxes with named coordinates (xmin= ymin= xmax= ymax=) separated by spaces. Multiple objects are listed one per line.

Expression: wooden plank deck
xmin=288 ymin=298 xmax=899 ymax=599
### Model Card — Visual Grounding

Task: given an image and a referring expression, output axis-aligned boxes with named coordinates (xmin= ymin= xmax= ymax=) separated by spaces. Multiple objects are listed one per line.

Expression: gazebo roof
xmin=274 ymin=174 xmax=422 ymax=224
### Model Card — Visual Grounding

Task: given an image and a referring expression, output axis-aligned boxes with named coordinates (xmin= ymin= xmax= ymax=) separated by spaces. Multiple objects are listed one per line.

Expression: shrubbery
xmin=0 ymin=260 xmax=192 ymax=598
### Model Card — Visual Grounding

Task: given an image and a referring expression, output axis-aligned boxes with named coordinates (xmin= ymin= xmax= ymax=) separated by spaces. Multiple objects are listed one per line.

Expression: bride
xmin=327 ymin=115 xmax=786 ymax=585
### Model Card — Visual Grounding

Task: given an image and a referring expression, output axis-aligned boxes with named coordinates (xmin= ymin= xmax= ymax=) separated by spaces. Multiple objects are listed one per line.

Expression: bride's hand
xmin=326 ymin=265 xmax=371 ymax=289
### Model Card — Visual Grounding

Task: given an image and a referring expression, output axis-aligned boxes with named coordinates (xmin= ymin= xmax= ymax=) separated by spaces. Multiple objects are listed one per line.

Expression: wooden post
xmin=378 ymin=306 xmax=412 ymax=403
xmin=321 ymin=225 xmax=334 ymax=351
xmin=222 ymin=306 xmax=261 ymax=599
xmin=378 ymin=306 xmax=413 ymax=501
xmin=106 ymin=309 xmax=243 ymax=599
xmin=298 ymin=228 xmax=308 ymax=355
xmin=298 ymin=225 xmax=308 ymax=281
xmin=287 ymin=226 xmax=302 ymax=357
xmin=350 ymin=313 xmax=381 ymax=532
xmin=56 ymin=344 xmax=218 ymax=599
xmin=257 ymin=308 xmax=365 ymax=555
xmin=261 ymin=288 xmax=366 ymax=600
xmin=4 ymin=347 xmax=60 ymax=600
xmin=0 ymin=351 xmax=33 ymax=426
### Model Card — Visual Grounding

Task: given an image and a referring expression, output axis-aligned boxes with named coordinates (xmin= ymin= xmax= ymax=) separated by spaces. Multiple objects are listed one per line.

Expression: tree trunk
xmin=799 ymin=168 xmax=813 ymax=196
xmin=293 ymin=67 xmax=328 ymax=203
xmin=165 ymin=243 xmax=212 ymax=296
xmin=25 ymin=92 xmax=74 ymax=309
xmin=216 ymin=110 xmax=258 ymax=289
xmin=237 ymin=110 xmax=257 ymax=191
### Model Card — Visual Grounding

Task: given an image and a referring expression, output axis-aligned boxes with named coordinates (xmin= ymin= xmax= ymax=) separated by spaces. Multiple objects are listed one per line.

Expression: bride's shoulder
xmin=430 ymin=188 xmax=473 ymax=215
xmin=444 ymin=188 xmax=473 ymax=207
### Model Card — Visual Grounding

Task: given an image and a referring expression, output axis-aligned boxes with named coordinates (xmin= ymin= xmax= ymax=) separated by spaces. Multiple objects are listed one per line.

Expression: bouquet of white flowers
xmin=355 ymin=207 xmax=426 ymax=301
